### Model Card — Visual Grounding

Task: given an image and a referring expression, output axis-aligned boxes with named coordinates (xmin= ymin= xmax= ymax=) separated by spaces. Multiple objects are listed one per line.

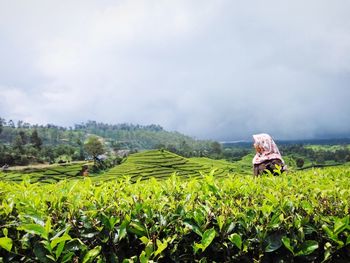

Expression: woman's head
xmin=253 ymin=142 xmax=263 ymax=154
xmin=253 ymin=133 xmax=272 ymax=153
xmin=252 ymin=133 xmax=284 ymax=164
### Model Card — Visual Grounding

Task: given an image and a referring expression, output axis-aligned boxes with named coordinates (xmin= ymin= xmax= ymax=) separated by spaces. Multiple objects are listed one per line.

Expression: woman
xmin=252 ymin=133 xmax=286 ymax=176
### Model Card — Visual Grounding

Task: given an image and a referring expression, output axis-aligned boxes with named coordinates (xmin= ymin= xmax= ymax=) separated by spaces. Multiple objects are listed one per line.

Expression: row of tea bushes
xmin=0 ymin=167 xmax=349 ymax=262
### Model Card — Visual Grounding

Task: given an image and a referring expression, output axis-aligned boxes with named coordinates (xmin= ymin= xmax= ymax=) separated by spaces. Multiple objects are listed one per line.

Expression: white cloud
xmin=0 ymin=0 xmax=349 ymax=139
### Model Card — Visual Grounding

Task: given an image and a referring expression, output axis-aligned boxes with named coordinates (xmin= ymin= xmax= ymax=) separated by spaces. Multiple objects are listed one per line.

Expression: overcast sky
xmin=1 ymin=0 xmax=350 ymax=141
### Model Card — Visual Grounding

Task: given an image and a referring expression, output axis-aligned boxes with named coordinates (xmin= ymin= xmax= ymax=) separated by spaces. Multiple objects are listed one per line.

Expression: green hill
xmin=0 ymin=150 xmax=244 ymax=183
xmin=94 ymin=150 xmax=239 ymax=182
xmin=0 ymin=119 xmax=219 ymax=166
xmin=0 ymin=162 xmax=88 ymax=183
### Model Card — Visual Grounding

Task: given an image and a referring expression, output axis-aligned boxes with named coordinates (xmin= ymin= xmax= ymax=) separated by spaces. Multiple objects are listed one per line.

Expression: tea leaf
xmin=18 ymin=224 xmax=49 ymax=240
xmin=264 ymin=233 xmax=282 ymax=252
xmin=82 ymin=245 xmax=102 ymax=263
xmin=228 ymin=233 xmax=242 ymax=250
xmin=200 ymin=228 xmax=216 ymax=252
xmin=0 ymin=237 xmax=12 ymax=252
xmin=295 ymin=240 xmax=318 ymax=256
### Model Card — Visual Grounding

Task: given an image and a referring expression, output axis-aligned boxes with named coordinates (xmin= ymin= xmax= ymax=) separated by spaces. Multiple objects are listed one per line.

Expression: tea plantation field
xmin=0 ymin=162 xmax=88 ymax=184
xmin=0 ymin=151 xmax=349 ymax=262
xmin=95 ymin=150 xmax=241 ymax=182
xmin=0 ymin=150 xmax=241 ymax=183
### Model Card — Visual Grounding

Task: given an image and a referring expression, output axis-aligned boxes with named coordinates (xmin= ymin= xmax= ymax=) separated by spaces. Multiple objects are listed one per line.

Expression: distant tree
xmin=179 ymin=140 xmax=192 ymax=157
xmin=8 ymin=120 xmax=15 ymax=128
xmin=346 ymin=155 xmax=350 ymax=162
xmin=155 ymin=143 xmax=166 ymax=150
xmin=296 ymin=158 xmax=304 ymax=168
xmin=13 ymin=135 xmax=24 ymax=152
xmin=30 ymin=130 xmax=42 ymax=150
xmin=166 ymin=144 xmax=178 ymax=154
xmin=0 ymin=117 xmax=4 ymax=134
xmin=76 ymin=138 xmax=85 ymax=160
xmin=19 ymin=130 xmax=27 ymax=145
xmin=84 ymin=136 xmax=104 ymax=164
xmin=210 ymin=141 xmax=223 ymax=156
xmin=17 ymin=120 xmax=24 ymax=128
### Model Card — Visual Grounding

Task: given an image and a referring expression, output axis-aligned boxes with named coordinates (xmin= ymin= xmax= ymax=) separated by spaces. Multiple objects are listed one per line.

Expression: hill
xmin=0 ymin=150 xmax=241 ymax=183
xmin=0 ymin=119 xmax=219 ymax=166
xmin=96 ymin=150 xmax=238 ymax=182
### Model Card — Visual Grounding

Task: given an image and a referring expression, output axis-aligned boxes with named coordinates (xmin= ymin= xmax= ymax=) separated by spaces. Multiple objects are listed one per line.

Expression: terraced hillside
xmin=0 ymin=162 xmax=88 ymax=183
xmin=0 ymin=150 xmax=243 ymax=183
xmin=95 ymin=150 xmax=238 ymax=182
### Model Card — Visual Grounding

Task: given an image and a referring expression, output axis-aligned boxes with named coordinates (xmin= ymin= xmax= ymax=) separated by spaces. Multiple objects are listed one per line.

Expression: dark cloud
xmin=1 ymin=0 xmax=349 ymax=140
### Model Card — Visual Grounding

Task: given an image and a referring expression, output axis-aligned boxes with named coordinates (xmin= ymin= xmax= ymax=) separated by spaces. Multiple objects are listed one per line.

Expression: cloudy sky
xmin=1 ymin=0 xmax=350 ymax=140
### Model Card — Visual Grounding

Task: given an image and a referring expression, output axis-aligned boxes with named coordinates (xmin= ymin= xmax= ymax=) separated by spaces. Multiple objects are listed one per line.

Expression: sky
xmin=1 ymin=0 xmax=350 ymax=141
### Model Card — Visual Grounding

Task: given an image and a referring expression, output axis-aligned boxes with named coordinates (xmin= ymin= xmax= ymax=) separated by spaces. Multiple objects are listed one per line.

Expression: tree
xmin=8 ymin=119 xmax=15 ymax=128
xmin=210 ymin=141 xmax=223 ymax=156
xmin=13 ymin=135 xmax=25 ymax=152
xmin=84 ymin=136 xmax=104 ymax=164
xmin=19 ymin=131 xmax=27 ymax=145
xmin=30 ymin=130 xmax=42 ymax=150
xmin=296 ymin=158 xmax=304 ymax=169
xmin=0 ymin=117 xmax=4 ymax=134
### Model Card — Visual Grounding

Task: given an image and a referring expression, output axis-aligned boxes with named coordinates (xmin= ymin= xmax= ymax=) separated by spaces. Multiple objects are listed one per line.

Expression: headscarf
xmin=252 ymin=133 xmax=284 ymax=164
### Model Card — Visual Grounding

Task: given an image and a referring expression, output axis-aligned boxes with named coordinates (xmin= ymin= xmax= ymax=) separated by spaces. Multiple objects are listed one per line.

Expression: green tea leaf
xmin=19 ymin=224 xmax=49 ymax=240
xmin=334 ymin=216 xmax=349 ymax=235
xmin=264 ymin=233 xmax=282 ymax=252
xmin=33 ymin=243 xmax=54 ymax=263
xmin=268 ymin=213 xmax=282 ymax=229
xmin=217 ymin=215 xmax=225 ymax=232
xmin=200 ymin=228 xmax=216 ymax=252
xmin=154 ymin=239 xmax=168 ymax=257
xmin=82 ymin=245 xmax=101 ymax=263
xmin=65 ymin=238 xmax=86 ymax=251
xmin=295 ymin=240 xmax=318 ymax=256
xmin=51 ymin=234 xmax=72 ymax=249
xmin=323 ymin=242 xmax=332 ymax=262
xmin=322 ymin=224 xmax=335 ymax=240
xmin=184 ymin=220 xmax=203 ymax=237
xmin=55 ymin=240 xmax=66 ymax=260
xmin=139 ymin=236 xmax=149 ymax=245
xmin=228 ymin=233 xmax=242 ymax=250
xmin=193 ymin=208 xmax=205 ymax=227
xmin=301 ymin=200 xmax=313 ymax=214
xmin=0 ymin=237 xmax=12 ymax=252
xmin=45 ymin=217 xmax=52 ymax=236
xmin=139 ymin=251 xmax=148 ymax=263
xmin=61 ymin=251 xmax=74 ymax=263
xmin=282 ymin=237 xmax=294 ymax=255
xmin=128 ymin=221 xmax=147 ymax=237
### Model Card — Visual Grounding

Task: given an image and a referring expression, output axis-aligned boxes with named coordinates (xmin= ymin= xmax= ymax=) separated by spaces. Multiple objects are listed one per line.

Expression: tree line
xmin=279 ymin=144 xmax=350 ymax=167
xmin=0 ymin=118 xmax=227 ymax=166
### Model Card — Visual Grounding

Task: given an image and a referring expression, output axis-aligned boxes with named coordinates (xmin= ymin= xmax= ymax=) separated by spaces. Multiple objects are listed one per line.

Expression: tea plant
xmin=0 ymin=166 xmax=349 ymax=262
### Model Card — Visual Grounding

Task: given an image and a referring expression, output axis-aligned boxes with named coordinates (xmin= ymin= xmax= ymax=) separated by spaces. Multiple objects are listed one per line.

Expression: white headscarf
xmin=252 ymin=133 xmax=284 ymax=164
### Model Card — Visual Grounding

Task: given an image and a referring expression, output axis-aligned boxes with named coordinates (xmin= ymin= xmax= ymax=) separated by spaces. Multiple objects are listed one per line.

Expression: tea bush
xmin=0 ymin=167 xmax=349 ymax=262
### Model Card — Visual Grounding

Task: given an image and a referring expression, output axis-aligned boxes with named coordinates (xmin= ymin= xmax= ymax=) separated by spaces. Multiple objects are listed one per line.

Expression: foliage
xmin=296 ymin=158 xmax=305 ymax=168
xmin=0 ymin=118 xmax=223 ymax=165
xmin=30 ymin=130 xmax=43 ymax=150
xmin=280 ymin=144 xmax=350 ymax=166
xmin=0 ymin=167 xmax=349 ymax=262
xmin=84 ymin=136 xmax=105 ymax=162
